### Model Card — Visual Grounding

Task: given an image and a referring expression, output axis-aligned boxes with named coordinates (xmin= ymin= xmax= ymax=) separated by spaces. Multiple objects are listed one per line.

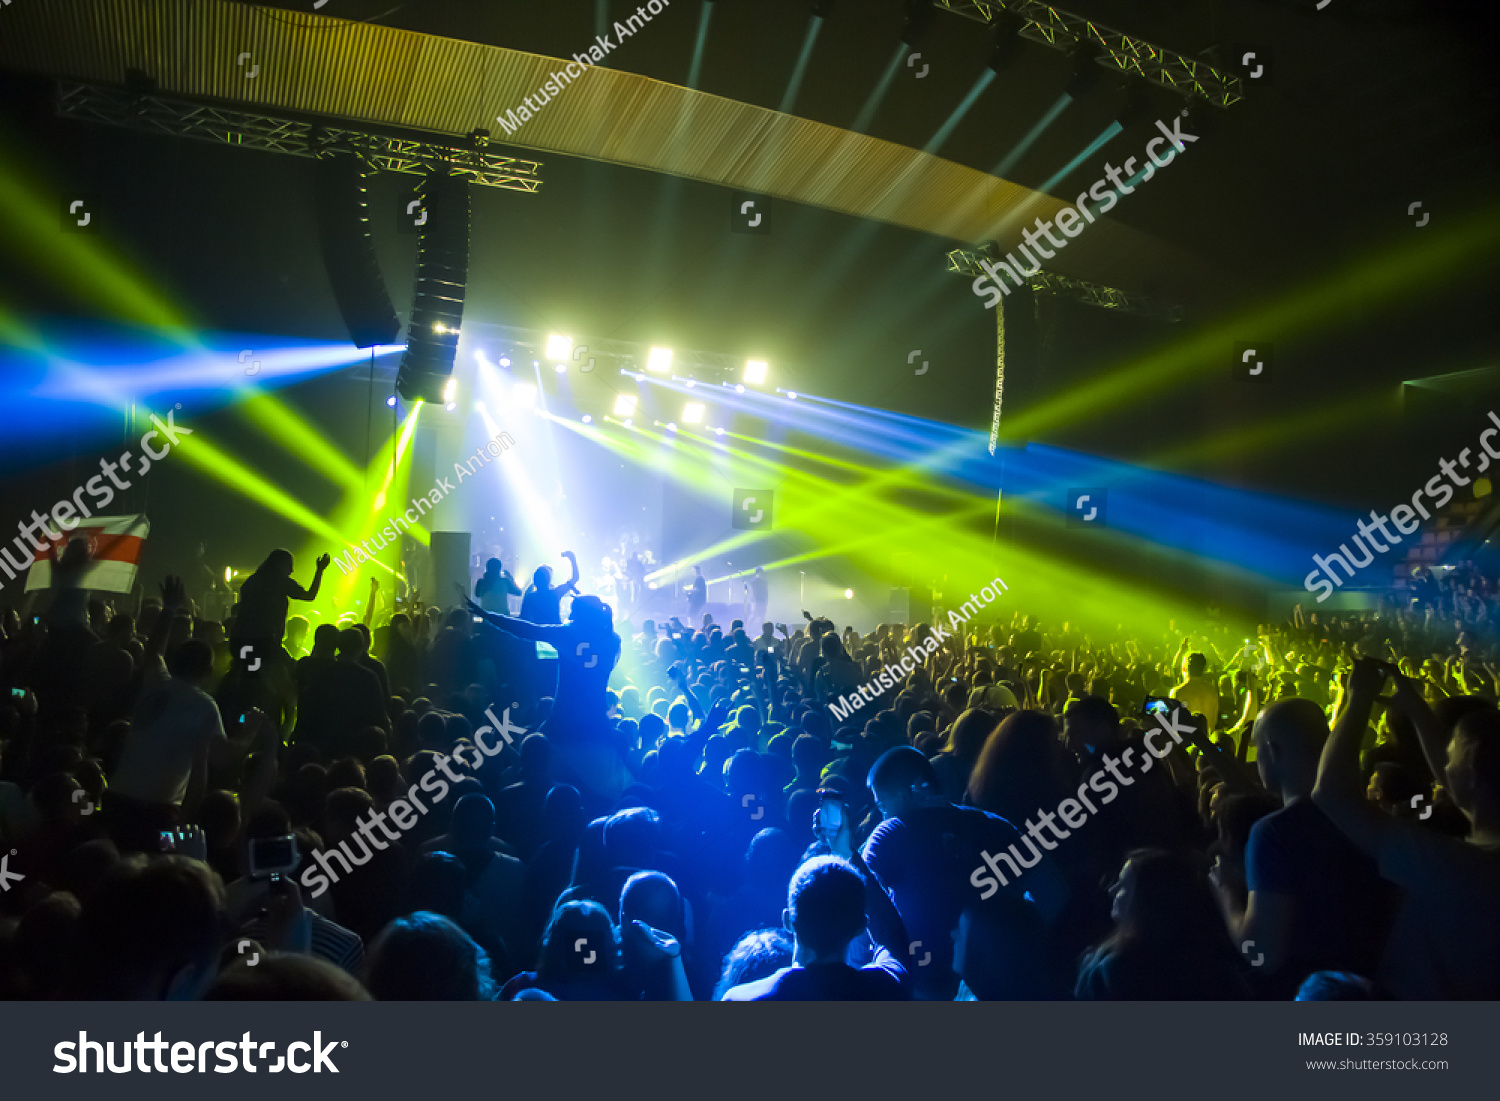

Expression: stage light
xmin=514 ymin=381 xmax=537 ymax=407
xmin=648 ymin=347 xmax=673 ymax=373
xmin=844 ymin=588 xmax=854 ymax=599
xmin=735 ymin=384 xmax=746 ymax=394
xmin=667 ymin=422 xmax=678 ymax=432
xmin=745 ymin=359 xmax=768 ymax=384
xmin=683 ymin=401 xmax=705 ymax=423
xmin=445 ymin=402 xmax=456 ymax=411
xmin=685 ymin=379 xmax=696 ymax=388
xmin=787 ymin=391 xmax=798 ymax=400
xmin=582 ymin=414 xmax=592 ymax=424
xmin=545 ymin=333 xmax=573 ymax=360
xmin=715 ymin=427 xmax=725 ymax=436
xmin=533 ymin=360 xmax=540 ymax=367
xmin=554 ymin=362 xmax=567 ymax=374
xmin=224 ymin=567 xmax=232 ymax=584
xmin=499 ymin=355 xmax=511 ymax=367
xmin=624 ymin=418 xmax=634 ymax=427
xmin=614 ymin=393 xmax=639 ymax=416
xmin=442 ymin=377 xmax=457 ymax=403
xmin=386 ymin=395 xmax=396 ymax=407
xmin=474 ymin=400 xmax=486 ymax=413
xmin=433 ymin=322 xmax=448 ymax=334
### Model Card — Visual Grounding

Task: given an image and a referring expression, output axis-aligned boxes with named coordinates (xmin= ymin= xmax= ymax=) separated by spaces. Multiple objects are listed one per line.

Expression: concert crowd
xmin=0 ymin=542 xmax=1497 ymax=1001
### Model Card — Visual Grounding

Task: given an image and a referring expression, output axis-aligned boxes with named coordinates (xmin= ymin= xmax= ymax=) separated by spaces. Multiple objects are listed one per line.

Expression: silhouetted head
xmin=257 ymin=549 xmax=295 ymax=579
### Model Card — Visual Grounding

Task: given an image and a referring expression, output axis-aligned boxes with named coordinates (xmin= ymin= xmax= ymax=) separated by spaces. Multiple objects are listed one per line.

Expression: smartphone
xmin=817 ymin=799 xmax=843 ymax=834
xmin=1141 ymin=695 xmax=1173 ymax=716
xmin=9 ymin=688 xmax=24 ymax=698
xmin=248 ymin=834 xmax=301 ymax=879
xmin=537 ymin=641 xmax=559 ymax=660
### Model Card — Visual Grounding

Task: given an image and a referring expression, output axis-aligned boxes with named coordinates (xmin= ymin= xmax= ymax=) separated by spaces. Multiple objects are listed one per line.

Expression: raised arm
xmin=290 ymin=554 xmax=331 ymax=601
xmin=145 ymin=576 xmax=185 ymax=663
xmin=1312 ymin=658 xmax=1397 ymax=859
xmin=363 ymin=577 xmax=379 ymax=629
xmin=560 ymin=550 xmax=580 ymax=593
xmin=465 ymin=599 xmax=559 ymax=644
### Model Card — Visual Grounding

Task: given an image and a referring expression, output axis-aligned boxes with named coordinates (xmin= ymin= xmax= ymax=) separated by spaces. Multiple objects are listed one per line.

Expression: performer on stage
xmin=686 ymin=564 xmax=707 ymax=622
xmin=749 ymin=566 xmax=769 ymax=629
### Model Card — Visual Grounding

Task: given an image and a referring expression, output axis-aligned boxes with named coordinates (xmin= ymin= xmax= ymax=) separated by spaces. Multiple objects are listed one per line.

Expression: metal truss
xmin=461 ymin=323 xmax=746 ymax=380
xmin=56 ymin=83 xmax=543 ymax=192
xmin=947 ymin=248 xmax=1183 ymax=322
xmin=935 ymin=1 xmax=1242 ymax=108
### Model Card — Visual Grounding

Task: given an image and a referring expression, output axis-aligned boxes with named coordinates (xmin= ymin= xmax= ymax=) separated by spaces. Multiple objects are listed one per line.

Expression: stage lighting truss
xmin=945 ymin=248 xmax=1183 ymax=323
xmin=56 ymin=83 xmax=544 ymax=192
xmin=932 ymin=1 xmax=1243 ymax=108
xmin=464 ymin=324 xmax=755 ymax=386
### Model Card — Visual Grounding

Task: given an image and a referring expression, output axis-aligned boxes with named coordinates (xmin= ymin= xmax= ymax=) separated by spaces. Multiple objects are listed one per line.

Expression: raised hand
xmin=315 ymin=553 xmax=332 ymax=572
xmin=160 ymin=575 xmax=186 ymax=609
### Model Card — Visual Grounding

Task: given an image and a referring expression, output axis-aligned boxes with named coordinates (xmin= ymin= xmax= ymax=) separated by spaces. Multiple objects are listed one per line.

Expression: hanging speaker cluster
xmin=396 ymin=172 xmax=472 ymax=404
xmin=314 ymin=149 xmax=401 ymax=349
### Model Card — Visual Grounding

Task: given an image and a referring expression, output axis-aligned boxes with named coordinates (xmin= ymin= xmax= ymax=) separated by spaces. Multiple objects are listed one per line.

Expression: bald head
xmin=1254 ymin=698 xmax=1329 ymax=797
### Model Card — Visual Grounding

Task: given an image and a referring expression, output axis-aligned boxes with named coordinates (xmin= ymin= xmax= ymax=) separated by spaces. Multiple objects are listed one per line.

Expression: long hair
xmin=966 ymin=710 xmax=1070 ymax=822
xmin=1102 ymin=848 xmax=1235 ymax=958
xmin=254 ymin=549 xmax=293 ymax=577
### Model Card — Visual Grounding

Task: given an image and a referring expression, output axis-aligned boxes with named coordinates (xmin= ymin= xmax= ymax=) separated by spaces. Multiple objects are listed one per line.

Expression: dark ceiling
xmin=263 ymin=0 xmax=1500 ymax=283
xmin=0 ymin=0 xmax=1497 ymax=517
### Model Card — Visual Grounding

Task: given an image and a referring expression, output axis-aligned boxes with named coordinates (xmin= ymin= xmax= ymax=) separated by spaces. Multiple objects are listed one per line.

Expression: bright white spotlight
xmin=787 ymin=391 xmax=798 ymax=400
xmin=474 ymin=400 xmax=486 ymax=413
xmin=442 ymin=378 xmax=457 ymax=403
xmin=513 ymin=382 xmax=537 ymax=408
xmin=613 ymin=393 xmax=638 ymax=416
xmin=844 ymin=588 xmax=854 ymax=600
xmin=683 ymin=402 xmax=705 ymax=424
xmin=647 ymin=347 xmax=673 ymax=374
xmin=499 ymin=355 xmax=512 ymax=367
xmin=545 ymin=333 xmax=573 ymax=360
xmin=685 ymin=379 xmax=696 ymax=388
xmin=582 ymin=414 xmax=592 ymax=424
xmin=715 ymin=427 xmax=725 ymax=437
xmin=735 ymin=384 xmax=746 ymax=394
xmin=623 ymin=418 xmax=633 ymax=427
xmin=554 ymin=362 xmax=567 ymax=374
xmin=433 ymin=323 xmax=447 ymax=334
xmin=745 ymin=359 xmax=768 ymax=384
xmin=385 ymin=395 xmax=396 ymax=407
xmin=445 ymin=402 xmax=457 ymax=411
xmin=666 ymin=422 xmax=678 ymax=432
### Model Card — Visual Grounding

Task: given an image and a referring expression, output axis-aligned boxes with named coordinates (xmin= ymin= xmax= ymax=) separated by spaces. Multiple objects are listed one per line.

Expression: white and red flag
xmin=23 ymin=514 xmax=150 ymax=595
